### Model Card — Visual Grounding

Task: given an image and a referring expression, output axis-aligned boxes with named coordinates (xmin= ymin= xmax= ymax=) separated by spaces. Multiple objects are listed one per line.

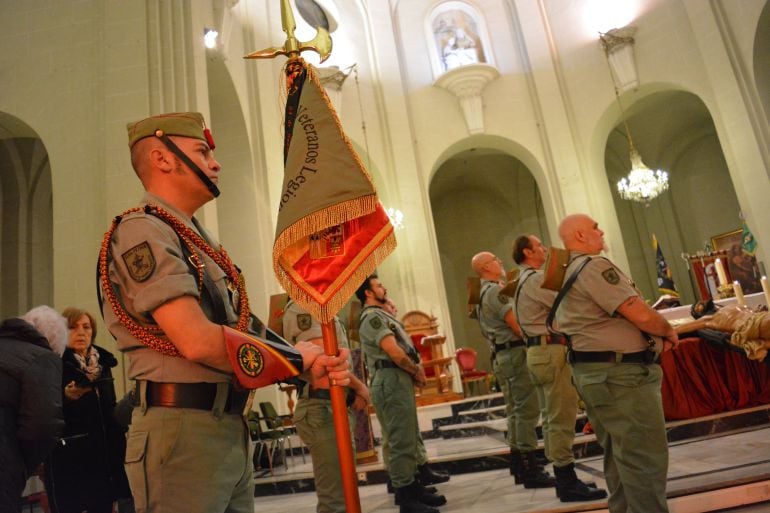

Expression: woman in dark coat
xmin=45 ymin=308 xmax=132 ymax=513
xmin=0 ymin=306 xmax=67 ymax=513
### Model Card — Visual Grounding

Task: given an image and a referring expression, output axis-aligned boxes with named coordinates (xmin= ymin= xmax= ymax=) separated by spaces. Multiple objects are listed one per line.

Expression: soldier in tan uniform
xmin=512 ymin=234 xmax=607 ymax=502
xmin=470 ymin=251 xmax=553 ymax=488
xmin=100 ymin=112 xmax=351 ymax=513
xmin=282 ymin=300 xmax=369 ymax=513
xmin=555 ymin=214 xmax=678 ymax=513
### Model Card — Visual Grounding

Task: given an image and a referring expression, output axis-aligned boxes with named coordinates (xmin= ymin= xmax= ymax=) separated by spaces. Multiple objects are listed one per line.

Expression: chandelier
xmin=386 ymin=207 xmax=405 ymax=230
xmin=617 ymin=148 xmax=669 ymax=203
xmin=600 ymin=27 xmax=669 ymax=206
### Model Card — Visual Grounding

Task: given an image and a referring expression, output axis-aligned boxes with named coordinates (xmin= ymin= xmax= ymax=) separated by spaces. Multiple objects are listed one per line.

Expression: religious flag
xmin=273 ymin=59 xmax=396 ymax=322
xmin=741 ymin=221 xmax=757 ymax=256
xmin=653 ymin=234 xmax=678 ymax=296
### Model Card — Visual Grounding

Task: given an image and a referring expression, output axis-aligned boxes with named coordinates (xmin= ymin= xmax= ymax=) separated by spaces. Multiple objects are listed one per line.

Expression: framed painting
xmin=710 ymin=229 xmax=742 ymax=252
xmin=711 ymin=229 xmax=763 ymax=294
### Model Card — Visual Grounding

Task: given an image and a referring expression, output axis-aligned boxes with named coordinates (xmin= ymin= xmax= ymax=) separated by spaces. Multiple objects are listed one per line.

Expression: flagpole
xmin=321 ymin=321 xmax=362 ymax=513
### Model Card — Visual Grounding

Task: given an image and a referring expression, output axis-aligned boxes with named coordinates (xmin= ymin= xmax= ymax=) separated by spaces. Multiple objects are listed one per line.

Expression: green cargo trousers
xmin=571 ymin=362 xmax=669 ymax=513
xmin=370 ymin=367 xmax=420 ymax=488
xmin=294 ymin=397 xmax=355 ymax=513
xmin=526 ymin=344 xmax=578 ymax=466
xmin=124 ymin=383 xmax=253 ymax=513
xmin=493 ymin=346 xmax=540 ymax=451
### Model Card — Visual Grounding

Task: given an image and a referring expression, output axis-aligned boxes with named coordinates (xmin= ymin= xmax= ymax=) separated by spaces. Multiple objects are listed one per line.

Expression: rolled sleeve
xmin=111 ymin=216 xmax=199 ymax=314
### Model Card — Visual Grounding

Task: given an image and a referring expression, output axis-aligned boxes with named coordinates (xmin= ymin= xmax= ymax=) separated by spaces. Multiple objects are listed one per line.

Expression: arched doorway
xmin=604 ymin=90 xmax=743 ymax=305
xmin=0 ymin=112 xmax=53 ymax=318
xmin=429 ymin=148 xmax=548 ymax=370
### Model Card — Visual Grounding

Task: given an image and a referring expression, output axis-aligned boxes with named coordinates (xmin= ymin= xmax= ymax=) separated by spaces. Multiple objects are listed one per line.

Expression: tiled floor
xmin=254 ymin=426 xmax=770 ymax=513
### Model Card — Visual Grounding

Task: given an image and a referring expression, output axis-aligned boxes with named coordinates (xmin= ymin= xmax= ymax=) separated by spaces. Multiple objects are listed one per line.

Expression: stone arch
xmin=428 ymin=138 xmax=549 ymax=370
xmin=0 ymin=112 xmax=53 ymax=318
xmin=754 ymin=1 xmax=770 ymax=130
xmin=597 ymin=87 xmax=741 ymax=304
xmin=206 ymin=56 xmax=273 ymax=311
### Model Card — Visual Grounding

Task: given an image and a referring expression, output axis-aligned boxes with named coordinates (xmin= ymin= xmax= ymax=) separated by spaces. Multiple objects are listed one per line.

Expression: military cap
xmin=126 ymin=112 xmax=214 ymax=148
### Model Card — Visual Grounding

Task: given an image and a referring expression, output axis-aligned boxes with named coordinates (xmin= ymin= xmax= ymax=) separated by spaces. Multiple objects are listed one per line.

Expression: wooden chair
xmin=455 ymin=347 xmax=490 ymax=396
xmin=401 ymin=310 xmax=460 ymax=404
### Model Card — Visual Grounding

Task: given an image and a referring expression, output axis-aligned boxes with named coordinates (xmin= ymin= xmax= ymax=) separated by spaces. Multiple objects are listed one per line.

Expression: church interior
xmin=2 ymin=0 xmax=770 ymax=511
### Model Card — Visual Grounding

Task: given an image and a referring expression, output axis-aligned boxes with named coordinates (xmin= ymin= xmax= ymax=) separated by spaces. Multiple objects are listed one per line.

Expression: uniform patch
xmin=498 ymin=293 xmax=510 ymax=304
xmin=297 ymin=314 xmax=312 ymax=331
xmin=369 ymin=316 xmax=383 ymax=330
xmin=602 ymin=268 xmax=620 ymax=285
xmin=122 ymin=242 xmax=156 ymax=282
xmin=237 ymin=343 xmax=264 ymax=377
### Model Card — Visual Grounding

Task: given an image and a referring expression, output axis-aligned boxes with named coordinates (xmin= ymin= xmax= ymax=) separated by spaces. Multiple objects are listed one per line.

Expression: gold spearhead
xmin=245 ymin=0 xmax=332 ymax=62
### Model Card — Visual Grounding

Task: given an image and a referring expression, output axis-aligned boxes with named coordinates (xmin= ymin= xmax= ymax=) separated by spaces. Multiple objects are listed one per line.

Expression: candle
xmin=715 ymin=258 xmax=728 ymax=286
xmin=733 ymin=281 xmax=745 ymax=306
xmin=761 ymin=276 xmax=770 ymax=307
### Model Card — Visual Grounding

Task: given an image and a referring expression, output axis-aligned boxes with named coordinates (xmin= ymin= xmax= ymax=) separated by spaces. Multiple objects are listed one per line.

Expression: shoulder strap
xmin=514 ymin=268 xmax=538 ymax=339
xmin=546 ymin=256 xmax=592 ymax=337
xmin=475 ymin=282 xmax=497 ymax=341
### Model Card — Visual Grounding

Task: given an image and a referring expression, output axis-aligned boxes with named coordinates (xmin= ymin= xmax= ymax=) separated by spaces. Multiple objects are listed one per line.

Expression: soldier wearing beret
xmin=100 ymin=112 xmax=351 ymax=513
xmin=512 ymin=234 xmax=607 ymax=502
xmin=470 ymin=251 xmax=553 ymax=489
xmin=355 ymin=275 xmax=446 ymax=513
xmin=282 ymin=299 xmax=369 ymax=513
xmin=555 ymin=214 xmax=678 ymax=513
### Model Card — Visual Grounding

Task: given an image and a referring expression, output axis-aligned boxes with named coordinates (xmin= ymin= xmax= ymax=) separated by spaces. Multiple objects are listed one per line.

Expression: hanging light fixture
xmin=600 ymin=28 xmax=669 ymax=206
xmin=385 ymin=207 xmax=405 ymax=230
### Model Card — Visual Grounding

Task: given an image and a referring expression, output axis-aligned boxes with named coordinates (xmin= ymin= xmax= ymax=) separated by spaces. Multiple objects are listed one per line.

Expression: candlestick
xmin=733 ymin=280 xmax=745 ymax=306
xmin=761 ymin=276 xmax=770 ymax=307
xmin=714 ymin=258 xmax=728 ymax=286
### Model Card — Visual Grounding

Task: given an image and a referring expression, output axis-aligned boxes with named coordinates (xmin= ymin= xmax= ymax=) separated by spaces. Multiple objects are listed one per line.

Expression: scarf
xmin=73 ymin=345 xmax=102 ymax=381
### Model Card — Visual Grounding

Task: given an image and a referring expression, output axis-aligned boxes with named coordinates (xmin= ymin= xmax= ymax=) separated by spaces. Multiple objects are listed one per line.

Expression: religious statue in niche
xmin=433 ymin=10 xmax=486 ymax=72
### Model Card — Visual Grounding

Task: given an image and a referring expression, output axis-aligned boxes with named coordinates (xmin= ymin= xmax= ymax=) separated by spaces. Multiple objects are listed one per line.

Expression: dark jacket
xmin=45 ymin=345 xmax=131 ymax=513
xmin=0 ymin=318 xmax=64 ymax=512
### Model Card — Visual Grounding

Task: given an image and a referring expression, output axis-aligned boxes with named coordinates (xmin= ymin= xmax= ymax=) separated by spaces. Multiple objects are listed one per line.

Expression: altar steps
xmin=254 ymin=396 xmax=770 ymax=500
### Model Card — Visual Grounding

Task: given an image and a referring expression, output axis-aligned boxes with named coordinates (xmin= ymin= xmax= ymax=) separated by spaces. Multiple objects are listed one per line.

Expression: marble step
xmin=254 ymin=404 xmax=770 ymax=497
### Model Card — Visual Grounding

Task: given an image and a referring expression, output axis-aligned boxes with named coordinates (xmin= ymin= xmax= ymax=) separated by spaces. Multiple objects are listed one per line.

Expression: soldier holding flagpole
xmin=246 ymin=2 xmax=397 ymax=511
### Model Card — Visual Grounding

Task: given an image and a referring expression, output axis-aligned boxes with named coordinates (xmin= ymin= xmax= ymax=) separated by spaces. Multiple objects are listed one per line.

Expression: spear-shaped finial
xmin=244 ymin=0 xmax=332 ymax=62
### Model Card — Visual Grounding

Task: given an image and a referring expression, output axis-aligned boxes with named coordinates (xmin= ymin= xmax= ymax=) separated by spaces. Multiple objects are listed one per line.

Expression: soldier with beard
xmin=356 ymin=275 xmax=446 ymax=513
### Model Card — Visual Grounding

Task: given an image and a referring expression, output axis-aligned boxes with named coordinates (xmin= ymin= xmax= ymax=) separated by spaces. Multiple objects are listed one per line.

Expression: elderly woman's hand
xmin=64 ymin=380 xmax=91 ymax=401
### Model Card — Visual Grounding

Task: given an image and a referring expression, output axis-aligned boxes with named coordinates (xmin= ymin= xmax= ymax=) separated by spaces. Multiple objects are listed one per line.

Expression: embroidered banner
xmin=273 ymin=60 xmax=396 ymax=322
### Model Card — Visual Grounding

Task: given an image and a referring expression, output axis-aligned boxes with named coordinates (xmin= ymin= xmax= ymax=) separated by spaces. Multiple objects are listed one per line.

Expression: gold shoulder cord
xmin=98 ymin=204 xmax=251 ymax=357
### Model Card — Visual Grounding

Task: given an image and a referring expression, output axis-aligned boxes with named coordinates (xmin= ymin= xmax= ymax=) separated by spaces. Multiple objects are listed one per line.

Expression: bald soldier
xmin=100 ymin=112 xmax=351 ymax=513
xmin=471 ymin=251 xmax=553 ymax=488
xmin=554 ymin=214 xmax=678 ymax=513
xmin=283 ymin=299 xmax=369 ymax=513
xmin=512 ymin=234 xmax=607 ymax=502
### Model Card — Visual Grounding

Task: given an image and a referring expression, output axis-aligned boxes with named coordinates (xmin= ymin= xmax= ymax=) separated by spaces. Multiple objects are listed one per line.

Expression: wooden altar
xmin=401 ymin=310 xmax=462 ymax=406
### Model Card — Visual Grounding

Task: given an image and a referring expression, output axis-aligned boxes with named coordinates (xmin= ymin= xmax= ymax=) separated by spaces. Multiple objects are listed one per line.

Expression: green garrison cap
xmin=126 ymin=112 xmax=214 ymax=148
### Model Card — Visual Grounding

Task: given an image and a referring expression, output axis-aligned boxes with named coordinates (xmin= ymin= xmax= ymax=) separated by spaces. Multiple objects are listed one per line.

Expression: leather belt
xmin=308 ymin=388 xmax=356 ymax=406
xmin=374 ymin=360 xmax=399 ymax=370
xmin=526 ymin=334 xmax=567 ymax=347
xmin=494 ymin=340 xmax=525 ymax=352
xmin=308 ymin=388 xmax=333 ymax=400
xmin=568 ymin=350 xmax=656 ymax=365
xmin=145 ymin=381 xmax=249 ymax=414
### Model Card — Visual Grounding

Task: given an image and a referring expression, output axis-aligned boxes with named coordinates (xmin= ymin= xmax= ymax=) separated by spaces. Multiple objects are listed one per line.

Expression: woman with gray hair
xmin=0 ymin=305 xmax=66 ymax=512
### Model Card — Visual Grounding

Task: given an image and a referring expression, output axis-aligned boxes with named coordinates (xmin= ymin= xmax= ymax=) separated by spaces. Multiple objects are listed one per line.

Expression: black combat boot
xmin=416 ymin=463 xmax=450 ymax=485
xmin=510 ymin=449 xmax=523 ymax=484
xmin=521 ymin=451 xmax=556 ymax=489
xmin=389 ymin=477 xmax=437 ymax=495
xmin=553 ymin=463 xmax=608 ymax=502
xmin=394 ymin=482 xmax=441 ymax=513
xmin=394 ymin=482 xmax=446 ymax=506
